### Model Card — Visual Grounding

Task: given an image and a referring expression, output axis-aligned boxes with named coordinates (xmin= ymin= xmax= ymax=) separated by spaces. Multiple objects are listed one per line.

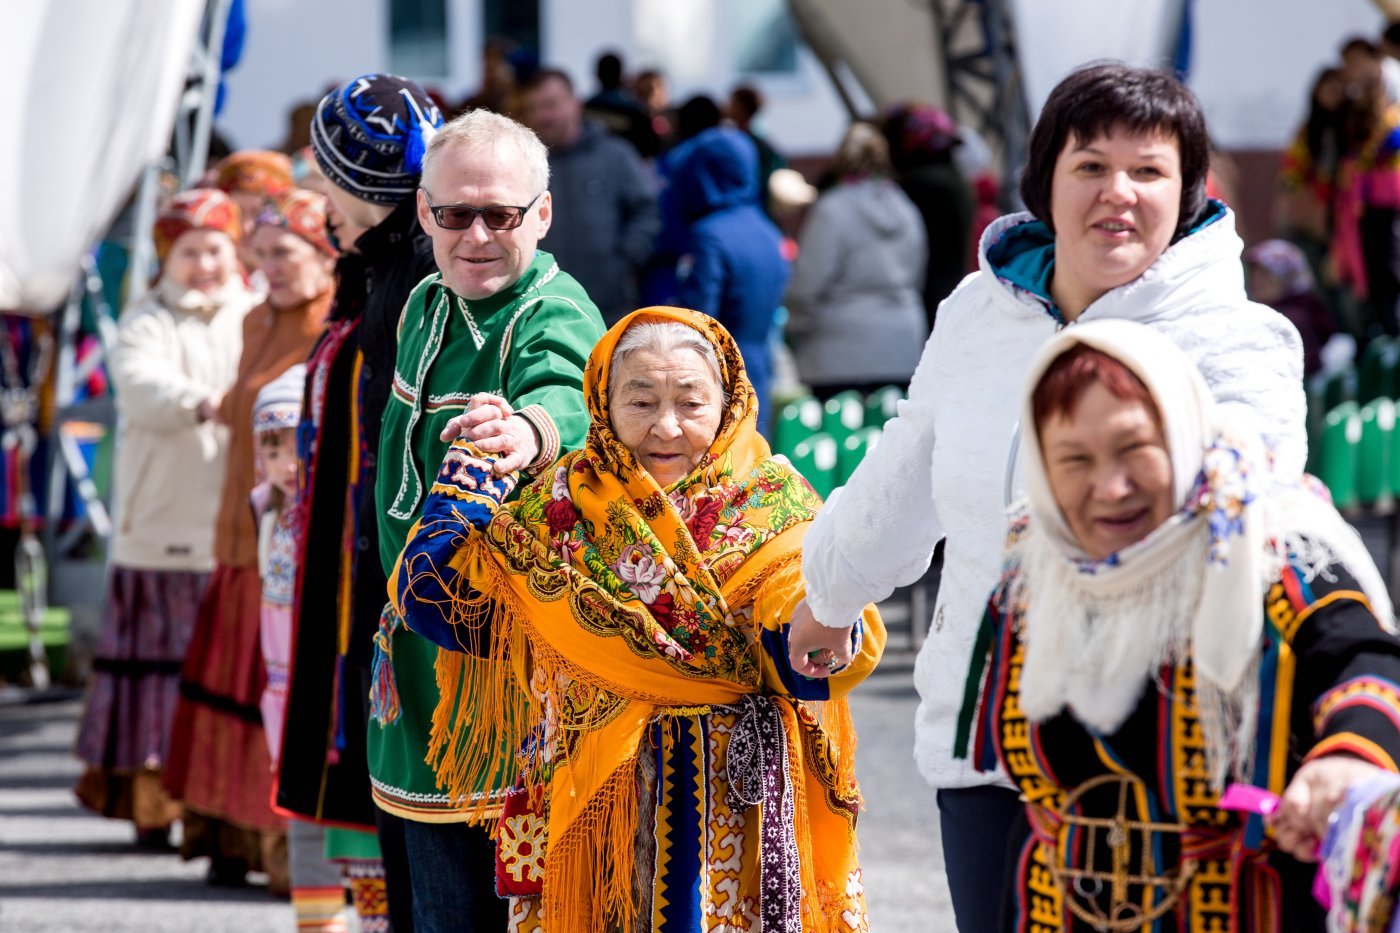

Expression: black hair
xmin=730 ymin=85 xmax=763 ymax=121
xmin=596 ymin=52 xmax=623 ymax=89
xmin=1305 ymin=67 xmax=1347 ymax=159
xmin=676 ymin=95 xmax=722 ymax=141
xmin=1342 ymin=36 xmax=1381 ymax=59
xmin=1019 ymin=61 xmax=1211 ymax=240
xmin=1385 ymin=22 xmax=1400 ymax=47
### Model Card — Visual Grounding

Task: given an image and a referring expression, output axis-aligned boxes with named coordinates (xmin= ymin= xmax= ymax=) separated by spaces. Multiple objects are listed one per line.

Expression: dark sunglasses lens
xmin=437 ymin=207 xmax=477 ymax=230
xmin=482 ymin=207 xmax=524 ymax=230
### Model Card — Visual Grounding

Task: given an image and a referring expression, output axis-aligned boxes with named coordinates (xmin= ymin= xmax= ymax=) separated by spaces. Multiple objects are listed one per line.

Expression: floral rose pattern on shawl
xmin=394 ymin=307 xmax=880 ymax=933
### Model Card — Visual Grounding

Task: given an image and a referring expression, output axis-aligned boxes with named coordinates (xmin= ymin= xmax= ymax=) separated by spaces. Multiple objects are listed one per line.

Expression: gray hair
xmin=608 ymin=321 xmax=725 ymax=403
xmin=420 ymin=109 xmax=550 ymax=197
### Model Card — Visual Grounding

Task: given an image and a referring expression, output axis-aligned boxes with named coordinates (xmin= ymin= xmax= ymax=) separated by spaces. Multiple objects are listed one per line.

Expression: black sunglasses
xmin=421 ymin=191 xmax=542 ymax=231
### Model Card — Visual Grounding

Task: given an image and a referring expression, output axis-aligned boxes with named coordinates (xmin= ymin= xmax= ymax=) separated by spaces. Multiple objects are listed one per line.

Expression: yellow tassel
xmin=421 ymin=536 xmax=535 ymax=824
xmin=541 ymin=760 xmax=641 ymax=933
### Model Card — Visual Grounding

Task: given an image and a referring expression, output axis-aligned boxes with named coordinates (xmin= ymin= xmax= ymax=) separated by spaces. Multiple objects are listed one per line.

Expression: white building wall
xmin=542 ymin=0 xmax=633 ymax=84
xmin=216 ymin=0 xmax=849 ymax=156
xmin=220 ymin=0 xmax=388 ymax=151
xmin=214 ymin=0 xmax=1396 ymax=158
xmin=1192 ymin=0 xmax=1383 ymax=149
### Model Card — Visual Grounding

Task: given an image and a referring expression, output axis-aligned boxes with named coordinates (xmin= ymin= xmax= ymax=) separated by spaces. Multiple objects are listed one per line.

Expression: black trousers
xmin=937 ymin=785 xmax=1028 ymax=933
xmin=402 ymin=819 xmax=507 ymax=932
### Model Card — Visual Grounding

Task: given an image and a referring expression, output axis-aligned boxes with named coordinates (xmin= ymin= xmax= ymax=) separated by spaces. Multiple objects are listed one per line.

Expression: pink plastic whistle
xmin=1217 ymin=783 xmax=1281 ymax=817
xmin=1219 ymin=784 xmax=1333 ymax=909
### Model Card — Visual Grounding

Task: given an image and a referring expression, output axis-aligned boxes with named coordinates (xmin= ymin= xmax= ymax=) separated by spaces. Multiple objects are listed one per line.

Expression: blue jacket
xmin=673 ymin=128 xmax=789 ymax=429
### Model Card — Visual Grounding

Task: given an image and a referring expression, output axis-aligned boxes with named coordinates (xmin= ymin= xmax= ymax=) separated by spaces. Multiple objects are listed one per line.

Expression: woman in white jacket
xmin=786 ymin=63 xmax=1307 ymax=931
xmin=785 ymin=122 xmax=928 ymax=398
xmin=73 ymin=188 xmax=256 ymax=846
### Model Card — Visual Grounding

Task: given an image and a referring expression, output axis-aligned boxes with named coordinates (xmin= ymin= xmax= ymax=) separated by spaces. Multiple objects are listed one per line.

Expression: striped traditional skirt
xmin=73 ymin=565 xmax=208 ymax=829
xmin=163 ymin=563 xmax=286 ymax=843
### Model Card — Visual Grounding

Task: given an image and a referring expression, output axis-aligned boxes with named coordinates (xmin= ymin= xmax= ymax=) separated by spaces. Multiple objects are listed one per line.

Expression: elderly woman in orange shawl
xmin=391 ymin=307 xmax=884 ymax=932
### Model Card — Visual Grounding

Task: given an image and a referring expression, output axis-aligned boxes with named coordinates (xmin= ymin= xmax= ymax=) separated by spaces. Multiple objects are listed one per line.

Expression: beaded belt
xmin=724 ymin=694 xmax=803 ymax=933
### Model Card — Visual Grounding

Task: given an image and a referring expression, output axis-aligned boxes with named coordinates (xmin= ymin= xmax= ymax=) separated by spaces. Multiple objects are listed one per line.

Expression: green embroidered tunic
xmin=369 ymin=251 xmax=604 ymax=821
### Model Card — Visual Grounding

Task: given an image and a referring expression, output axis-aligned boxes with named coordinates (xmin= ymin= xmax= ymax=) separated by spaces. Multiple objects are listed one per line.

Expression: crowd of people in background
xmin=263 ymin=47 xmax=991 ymax=423
xmin=65 ymin=21 xmax=1400 ymax=933
xmin=1275 ymin=26 xmax=1400 ymax=358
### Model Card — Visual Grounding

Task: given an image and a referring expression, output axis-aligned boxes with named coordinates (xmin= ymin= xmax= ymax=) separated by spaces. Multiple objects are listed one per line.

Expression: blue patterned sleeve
xmin=741 ymin=557 xmax=885 ymax=703
xmin=392 ymin=439 xmax=517 ymax=654
xmin=759 ymin=617 xmax=866 ymax=701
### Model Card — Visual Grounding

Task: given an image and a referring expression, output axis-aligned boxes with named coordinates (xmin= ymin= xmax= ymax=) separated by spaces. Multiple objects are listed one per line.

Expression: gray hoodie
xmin=785 ymin=177 xmax=928 ymax=386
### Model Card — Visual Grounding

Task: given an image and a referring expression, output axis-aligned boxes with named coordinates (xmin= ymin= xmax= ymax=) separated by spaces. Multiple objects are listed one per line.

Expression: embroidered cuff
xmin=1304 ymin=733 xmax=1400 ymax=772
xmin=517 ymin=405 xmax=560 ymax=475
xmin=1312 ymin=676 xmax=1400 ymax=735
xmin=431 ymin=438 xmax=519 ymax=517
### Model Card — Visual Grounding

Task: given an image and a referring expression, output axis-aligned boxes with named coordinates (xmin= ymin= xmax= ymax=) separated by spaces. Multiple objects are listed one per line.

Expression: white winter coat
xmin=110 ymin=277 xmax=256 ymax=571
xmin=785 ymin=178 xmax=928 ymax=386
xmin=800 ymin=206 xmax=1306 ymax=789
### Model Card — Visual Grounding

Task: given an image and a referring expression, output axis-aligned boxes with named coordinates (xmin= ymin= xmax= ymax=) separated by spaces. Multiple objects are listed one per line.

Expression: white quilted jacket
xmin=800 ymin=205 xmax=1306 ymax=789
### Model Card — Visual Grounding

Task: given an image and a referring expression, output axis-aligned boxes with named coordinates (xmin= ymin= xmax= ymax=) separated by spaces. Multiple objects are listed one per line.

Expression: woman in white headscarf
xmin=959 ymin=319 xmax=1400 ymax=931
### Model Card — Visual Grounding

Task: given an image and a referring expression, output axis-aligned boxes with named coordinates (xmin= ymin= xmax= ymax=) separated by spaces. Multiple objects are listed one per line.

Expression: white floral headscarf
xmin=1013 ymin=321 xmax=1392 ymax=785
xmin=1017 ymin=319 xmax=1265 ymax=698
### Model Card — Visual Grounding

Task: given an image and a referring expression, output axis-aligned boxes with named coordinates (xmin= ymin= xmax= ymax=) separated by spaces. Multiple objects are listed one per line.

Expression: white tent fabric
xmin=787 ymin=0 xmax=946 ymax=110
xmin=1010 ymin=0 xmax=1186 ymax=116
xmin=0 ymin=1 xmax=202 ymax=313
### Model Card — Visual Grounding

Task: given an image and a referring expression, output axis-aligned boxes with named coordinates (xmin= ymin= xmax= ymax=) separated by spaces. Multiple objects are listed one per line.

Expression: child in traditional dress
xmin=253 ymin=366 xmax=342 ymax=926
xmin=254 ymin=366 xmax=390 ymax=932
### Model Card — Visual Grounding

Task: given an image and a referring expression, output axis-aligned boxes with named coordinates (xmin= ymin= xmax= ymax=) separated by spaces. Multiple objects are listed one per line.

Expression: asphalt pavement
xmin=0 ymin=642 xmax=953 ymax=932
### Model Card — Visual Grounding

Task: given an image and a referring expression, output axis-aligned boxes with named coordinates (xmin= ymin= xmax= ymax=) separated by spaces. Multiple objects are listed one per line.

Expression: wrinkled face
xmin=257 ymin=429 xmax=299 ymax=500
xmin=1039 ymin=381 xmax=1174 ymax=562
xmin=609 ymin=349 xmax=723 ymax=488
xmin=417 ymin=141 xmax=551 ymax=300
xmin=1049 ymin=128 xmax=1183 ymax=317
xmin=163 ymin=229 xmax=240 ymax=293
xmin=249 ymin=226 xmax=334 ymax=309
xmin=523 ymin=75 xmax=583 ymax=149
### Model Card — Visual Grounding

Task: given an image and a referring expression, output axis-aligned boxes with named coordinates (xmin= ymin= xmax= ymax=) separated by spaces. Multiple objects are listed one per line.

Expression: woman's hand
xmin=439 ymin=393 xmax=539 ymax=475
xmin=1270 ymin=755 xmax=1385 ymax=861
xmin=787 ymin=597 xmax=855 ymax=678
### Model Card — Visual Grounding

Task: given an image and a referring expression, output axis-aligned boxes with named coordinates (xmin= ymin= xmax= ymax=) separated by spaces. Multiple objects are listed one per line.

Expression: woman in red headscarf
xmin=73 ymin=188 xmax=258 ymax=848
xmin=163 ymin=188 xmax=336 ymax=892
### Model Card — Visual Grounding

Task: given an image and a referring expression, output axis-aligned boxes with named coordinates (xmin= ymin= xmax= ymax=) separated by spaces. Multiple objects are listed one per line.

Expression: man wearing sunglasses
xmin=370 ymin=108 xmax=604 ymax=931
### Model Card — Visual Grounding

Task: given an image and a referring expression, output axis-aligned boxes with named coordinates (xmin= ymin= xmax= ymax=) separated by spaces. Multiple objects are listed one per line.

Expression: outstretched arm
xmin=1268 ymin=563 xmax=1400 ymax=859
xmin=800 ymin=316 xmax=947 ymax=628
xmin=391 ymin=437 xmax=518 ymax=655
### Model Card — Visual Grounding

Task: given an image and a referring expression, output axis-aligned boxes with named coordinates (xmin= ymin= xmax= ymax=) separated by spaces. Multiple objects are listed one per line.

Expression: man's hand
xmin=786 ymin=597 xmax=855 ymax=678
xmin=439 ymin=393 xmax=539 ymax=475
xmin=1269 ymin=754 xmax=1385 ymax=861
